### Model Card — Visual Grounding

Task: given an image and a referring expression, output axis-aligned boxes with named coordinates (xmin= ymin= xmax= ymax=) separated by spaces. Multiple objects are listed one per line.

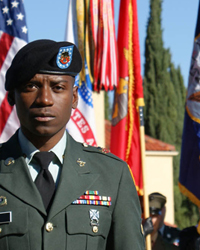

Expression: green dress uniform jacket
xmin=161 ymin=225 xmax=180 ymax=245
xmin=0 ymin=131 xmax=145 ymax=250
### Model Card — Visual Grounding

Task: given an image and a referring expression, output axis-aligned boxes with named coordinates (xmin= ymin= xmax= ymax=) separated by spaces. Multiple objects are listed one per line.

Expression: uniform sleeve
xmin=106 ymin=162 xmax=145 ymax=250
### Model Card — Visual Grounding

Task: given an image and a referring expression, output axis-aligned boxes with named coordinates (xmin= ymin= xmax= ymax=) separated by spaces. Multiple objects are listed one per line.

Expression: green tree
xmin=143 ymin=0 xmax=163 ymax=139
xmin=143 ymin=0 xmax=197 ymax=229
xmin=144 ymin=0 xmax=177 ymax=146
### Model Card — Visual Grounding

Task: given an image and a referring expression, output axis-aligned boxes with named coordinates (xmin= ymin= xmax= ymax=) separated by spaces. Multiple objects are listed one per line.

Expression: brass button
xmin=0 ymin=228 xmax=2 ymax=233
xmin=46 ymin=222 xmax=53 ymax=232
xmin=92 ymin=226 xmax=98 ymax=233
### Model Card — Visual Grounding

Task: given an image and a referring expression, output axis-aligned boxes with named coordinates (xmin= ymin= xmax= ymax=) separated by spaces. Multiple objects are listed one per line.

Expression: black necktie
xmin=34 ymin=151 xmax=55 ymax=210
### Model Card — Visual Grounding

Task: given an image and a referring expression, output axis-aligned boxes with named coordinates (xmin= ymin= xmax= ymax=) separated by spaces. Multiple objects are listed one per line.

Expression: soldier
xmin=0 ymin=39 xmax=145 ymax=250
xmin=179 ymin=206 xmax=200 ymax=250
xmin=149 ymin=192 xmax=179 ymax=250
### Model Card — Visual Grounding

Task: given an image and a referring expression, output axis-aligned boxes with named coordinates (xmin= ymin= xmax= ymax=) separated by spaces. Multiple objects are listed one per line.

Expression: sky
xmin=24 ymin=0 xmax=200 ymax=87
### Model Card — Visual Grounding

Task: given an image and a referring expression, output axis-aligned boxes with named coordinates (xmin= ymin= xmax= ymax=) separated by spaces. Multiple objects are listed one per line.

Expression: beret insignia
xmin=56 ymin=45 xmax=74 ymax=69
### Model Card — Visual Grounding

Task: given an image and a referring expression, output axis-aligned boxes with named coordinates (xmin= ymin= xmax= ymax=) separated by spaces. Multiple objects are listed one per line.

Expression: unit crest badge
xmin=56 ymin=45 xmax=74 ymax=69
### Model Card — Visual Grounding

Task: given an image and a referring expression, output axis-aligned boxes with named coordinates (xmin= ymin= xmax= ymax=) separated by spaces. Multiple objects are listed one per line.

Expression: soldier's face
xmin=151 ymin=214 xmax=162 ymax=236
xmin=13 ymin=73 xmax=78 ymax=143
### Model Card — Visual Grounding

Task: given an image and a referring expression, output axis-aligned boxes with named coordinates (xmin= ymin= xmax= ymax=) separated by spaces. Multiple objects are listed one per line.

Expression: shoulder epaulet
xmin=82 ymin=142 xmax=124 ymax=162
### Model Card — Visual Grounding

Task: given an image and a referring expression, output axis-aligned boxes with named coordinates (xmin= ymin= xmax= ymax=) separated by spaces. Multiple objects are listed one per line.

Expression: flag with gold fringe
xmin=66 ymin=0 xmax=97 ymax=146
xmin=179 ymin=0 xmax=200 ymax=206
xmin=110 ymin=0 xmax=144 ymax=195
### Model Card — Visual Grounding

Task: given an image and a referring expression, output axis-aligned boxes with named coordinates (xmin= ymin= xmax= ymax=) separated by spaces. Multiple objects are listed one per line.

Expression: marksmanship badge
xmin=89 ymin=209 xmax=99 ymax=226
xmin=56 ymin=45 xmax=74 ymax=69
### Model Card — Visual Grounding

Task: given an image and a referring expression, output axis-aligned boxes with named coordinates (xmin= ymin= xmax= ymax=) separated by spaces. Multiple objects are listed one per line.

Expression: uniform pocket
xmin=0 ymin=206 xmax=28 ymax=238
xmin=0 ymin=206 xmax=29 ymax=250
xmin=66 ymin=205 xmax=112 ymax=250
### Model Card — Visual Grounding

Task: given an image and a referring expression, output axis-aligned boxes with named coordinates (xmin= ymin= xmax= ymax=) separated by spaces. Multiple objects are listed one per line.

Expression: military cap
xmin=5 ymin=39 xmax=82 ymax=91
xmin=149 ymin=192 xmax=166 ymax=215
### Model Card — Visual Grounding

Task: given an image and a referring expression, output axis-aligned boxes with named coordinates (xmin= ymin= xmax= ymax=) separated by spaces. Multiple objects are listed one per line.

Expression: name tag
xmin=0 ymin=211 xmax=12 ymax=224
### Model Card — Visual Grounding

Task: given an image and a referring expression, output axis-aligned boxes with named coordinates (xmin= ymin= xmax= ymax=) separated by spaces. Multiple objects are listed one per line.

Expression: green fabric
xmin=0 ymin=131 xmax=145 ymax=250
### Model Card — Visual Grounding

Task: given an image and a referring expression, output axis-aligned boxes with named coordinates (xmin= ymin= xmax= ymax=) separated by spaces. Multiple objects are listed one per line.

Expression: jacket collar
xmin=0 ymin=132 xmax=99 ymax=217
xmin=0 ymin=131 xmax=46 ymax=214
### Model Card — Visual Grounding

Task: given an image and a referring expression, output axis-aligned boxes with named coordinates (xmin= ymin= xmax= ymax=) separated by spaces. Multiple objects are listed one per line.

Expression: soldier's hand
xmin=143 ymin=217 xmax=154 ymax=237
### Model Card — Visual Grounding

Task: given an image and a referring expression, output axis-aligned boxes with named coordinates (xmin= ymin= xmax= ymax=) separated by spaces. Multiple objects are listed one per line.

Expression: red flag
xmin=110 ymin=0 xmax=144 ymax=195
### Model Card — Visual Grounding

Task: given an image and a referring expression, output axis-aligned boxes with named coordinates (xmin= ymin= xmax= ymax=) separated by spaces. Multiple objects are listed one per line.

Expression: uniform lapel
xmin=0 ymin=132 xmax=46 ymax=215
xmin=48 ymin=134 xmax=99 ymax=219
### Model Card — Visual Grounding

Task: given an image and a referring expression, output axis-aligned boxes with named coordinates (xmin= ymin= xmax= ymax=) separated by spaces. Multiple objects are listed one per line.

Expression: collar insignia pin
xmin=76 ymin=158 xmax=86 ymax=167
xmin=0 ymin=196 xmax=7 ymax=206
xmin=5 ymin=157 xmax=15 ymax=166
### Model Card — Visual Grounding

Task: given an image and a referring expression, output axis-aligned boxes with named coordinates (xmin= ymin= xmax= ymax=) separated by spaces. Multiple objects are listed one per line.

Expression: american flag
xmin=0 ymin=0 xmax=28 ymax=143
xmin=67 ymin=60 xmax=97 ymax=146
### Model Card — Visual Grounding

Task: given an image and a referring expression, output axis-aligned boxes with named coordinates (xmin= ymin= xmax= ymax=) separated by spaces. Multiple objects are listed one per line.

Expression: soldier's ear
xmin=72 ymin=86 xmax=78 ymax=109
xmin=7 ymin=91 xmax=15 ymax=106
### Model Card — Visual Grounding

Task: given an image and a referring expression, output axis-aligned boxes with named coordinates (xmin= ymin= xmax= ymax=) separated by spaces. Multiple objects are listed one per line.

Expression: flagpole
xmin=138 ymin=104 xmax=151 ymax=250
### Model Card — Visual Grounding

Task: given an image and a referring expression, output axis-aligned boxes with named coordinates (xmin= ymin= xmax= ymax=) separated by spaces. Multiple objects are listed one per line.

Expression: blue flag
xmin=179 ymin=1 xmax=200 ymax=206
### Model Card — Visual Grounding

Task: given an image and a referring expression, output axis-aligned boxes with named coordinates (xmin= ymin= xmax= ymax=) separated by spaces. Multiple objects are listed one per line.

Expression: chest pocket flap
xmin=0 ymin=206 xmax=28 ymax=238
xmin=66 ymin=205 xmax=111 ymax=239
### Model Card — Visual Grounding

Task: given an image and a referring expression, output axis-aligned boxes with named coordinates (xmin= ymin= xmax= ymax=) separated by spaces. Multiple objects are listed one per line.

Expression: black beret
xmin=149 ymin=192 xmax=166 ymax=215
xmin=5 ymin=39 xmax=82 ymax=91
